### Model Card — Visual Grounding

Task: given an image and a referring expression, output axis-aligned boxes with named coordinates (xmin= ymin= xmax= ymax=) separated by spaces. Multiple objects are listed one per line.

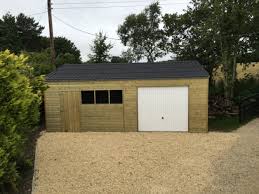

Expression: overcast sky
xmin=0 ymin=0 xmax=190 ymax=61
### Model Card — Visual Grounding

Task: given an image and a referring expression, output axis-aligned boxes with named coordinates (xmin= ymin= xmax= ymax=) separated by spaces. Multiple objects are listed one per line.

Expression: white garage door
xmin=138 ymin=87 xmax=188 ymax=131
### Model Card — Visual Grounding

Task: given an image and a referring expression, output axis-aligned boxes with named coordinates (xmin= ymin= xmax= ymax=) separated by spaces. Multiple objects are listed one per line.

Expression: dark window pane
xmin=110 ymin=90 xmax=123 ymax=104
xmin=96 ymin=90 xmax=109 ymax=104
xmin=81 ymin=91 xmax=94 ymax=104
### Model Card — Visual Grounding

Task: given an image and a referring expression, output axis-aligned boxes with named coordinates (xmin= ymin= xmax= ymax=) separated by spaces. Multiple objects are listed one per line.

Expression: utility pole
xmin=48 ymin=0 xmax=55 ymax=64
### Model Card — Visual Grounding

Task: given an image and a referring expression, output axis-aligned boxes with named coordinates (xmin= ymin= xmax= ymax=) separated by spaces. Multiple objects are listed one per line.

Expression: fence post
xmin=239 ymin=103 xmax=242 ymax=123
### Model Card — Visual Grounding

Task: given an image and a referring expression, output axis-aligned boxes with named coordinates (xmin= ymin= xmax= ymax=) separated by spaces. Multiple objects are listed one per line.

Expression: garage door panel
xmin=171 ymin=87 xmax=188 ymax=131
xmin=138 ymin=88 xmax=162 ymax=131
xmin=138 ymin=87 xmax=188 ymax=132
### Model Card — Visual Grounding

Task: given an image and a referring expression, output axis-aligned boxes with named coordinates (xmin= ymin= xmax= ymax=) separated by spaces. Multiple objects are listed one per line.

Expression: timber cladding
xmin=44 ymin=78 xmax=209 ymax=132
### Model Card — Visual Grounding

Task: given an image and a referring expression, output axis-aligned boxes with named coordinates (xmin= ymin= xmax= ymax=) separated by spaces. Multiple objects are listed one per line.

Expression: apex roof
xmin=46 ymin=60 xmax=209 ymax=81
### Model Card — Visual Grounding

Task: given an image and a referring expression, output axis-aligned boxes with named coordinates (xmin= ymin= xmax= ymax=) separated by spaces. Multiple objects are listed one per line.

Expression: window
xmin=96 ymin=90 xmax=109 ymax=104
xmin=81 ymin=91 xmax=94 ymax=104
xmin=110 ymin=90 xmax=123 ymax=104
xmin=81 ymin=90 xmax=123 ymax=104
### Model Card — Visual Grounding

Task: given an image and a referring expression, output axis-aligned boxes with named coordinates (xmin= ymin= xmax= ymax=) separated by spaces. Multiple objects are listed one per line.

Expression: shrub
xmin=209 ymin=79 xmax=225 ymax=97
xmin=234 ymin=74 xmax=259 ymax=99
xmin=55 ymin=52 xmax=76 ymax=67
xmin=0 ymin=50 xmax=46 ymax=192
xmin=23 ymin=49 xmax=55 ymax=76
xmin=210 ymin=73 xmax=259 ymax=100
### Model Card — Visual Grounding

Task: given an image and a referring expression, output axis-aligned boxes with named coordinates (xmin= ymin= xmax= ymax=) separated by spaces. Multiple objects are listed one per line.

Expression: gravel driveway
xmin=32 ymin=119 xmax=259 ymax=194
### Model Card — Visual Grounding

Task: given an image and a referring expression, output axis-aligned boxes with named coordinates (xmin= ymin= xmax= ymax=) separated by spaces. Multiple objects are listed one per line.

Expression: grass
xmin=209 ymin=116 xmax=241 ymax=132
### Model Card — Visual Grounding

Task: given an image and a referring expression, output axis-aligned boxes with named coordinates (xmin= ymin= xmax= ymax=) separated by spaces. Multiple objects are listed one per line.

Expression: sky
xmin=0 ymin=0 xmax=190 ymax=61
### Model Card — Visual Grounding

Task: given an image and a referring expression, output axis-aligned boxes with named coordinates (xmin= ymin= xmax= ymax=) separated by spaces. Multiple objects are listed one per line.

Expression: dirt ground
xmin=32 ymin=119 xmax=259 ymax=194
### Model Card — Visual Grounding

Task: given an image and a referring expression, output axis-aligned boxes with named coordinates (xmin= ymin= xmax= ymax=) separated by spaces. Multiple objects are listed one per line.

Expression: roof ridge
xmin=62 ymin=60 xmax=198 ymax=66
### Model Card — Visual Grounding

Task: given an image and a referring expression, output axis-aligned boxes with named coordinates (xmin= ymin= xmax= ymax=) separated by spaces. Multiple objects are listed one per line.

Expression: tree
xmin=0 ymin=13 xmax=82 ymax=67
xmin=55 ymin=53 xmax=77 ymax=67
xmin=54 ymin=37 xmax=81 ymax=63
xmin=164 ymin=0 xmax=258 ymax=99
xmin=24 ymin=49 xmax=55 ymax=76
xmin=41 ymin=36 xmax=82 ymax=64
xmin=88 ymin=32 xmax=113 ymax=63
xmin=24 ymin=48 xmax=81 ymax=76
xmin=121 ymin=48 xmax=138 ymax=63
xmin=110 ymin=56 xmax=128 ymax=63
xmin=110 ymin=48 xmax=138 ymax=63
xmin=0 ymin=50 xmax=46 ymax=191
xmin=250 ymin=2 xmax=259 ymax=62
xmin=0 ymin=13 xmax=44 ymax=53
xmin=118 ymin=2 xmax=166 ymax=62
xmin=163 ymin=8 xmax=221 ymax=84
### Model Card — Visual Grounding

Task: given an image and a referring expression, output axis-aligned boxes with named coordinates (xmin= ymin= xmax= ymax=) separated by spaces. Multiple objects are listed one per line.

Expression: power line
xmin=54 ymin=0 xmax=186 ymax=5
xmin=53 ymin=3 xmax=186 ymax=9
xmin=36 ymin=12 xmax=46 ymax=23
xmin=29 ymin=10 xmax=48 ymax=16
xmin=33 ymin=5 xmax=48 ymax=23
xmin=53 ymin=14 xmax=120 ymax=40
xmin=53 ymin=14 xmax=258 ymax=41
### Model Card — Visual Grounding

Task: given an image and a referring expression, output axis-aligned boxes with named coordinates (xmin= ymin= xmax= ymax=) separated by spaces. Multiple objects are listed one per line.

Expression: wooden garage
xmin=44 ymin=61 xmax=209 ymax=132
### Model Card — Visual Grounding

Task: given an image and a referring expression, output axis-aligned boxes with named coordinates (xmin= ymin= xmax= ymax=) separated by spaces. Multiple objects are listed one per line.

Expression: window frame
xmin=95 ymin=90 xmax=109 ymax=104
xmin=81 ymin=89 xmax=123 ymax=105
xmin=81 ymin=90 xmax=95 ymax=104
xmin=110 ymin=90 xmax=123 ymax=104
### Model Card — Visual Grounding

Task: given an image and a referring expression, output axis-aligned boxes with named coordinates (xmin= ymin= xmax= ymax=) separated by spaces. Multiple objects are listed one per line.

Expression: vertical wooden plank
xmin=71 ymin=92 xmax=74 ymax=132
xmin=69 ymin=92 xmax=72 ymax=131
xmin=72 ymin=92 xmax=76 ymax=132
xmin=60 ymin=91 xmax=81 ymax=132
xmin=75 ymin=91 xmax=81 ymax=131
xmin=69 ymin=92 xmax=74 ymax=132
xmin=65 ymin=92 xmax=70 ymax=132
xmin=59 ymin=92 xmax=65 ymax=132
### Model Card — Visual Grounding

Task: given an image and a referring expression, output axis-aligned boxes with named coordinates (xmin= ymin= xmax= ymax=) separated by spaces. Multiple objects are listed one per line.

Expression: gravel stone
xmin=32 ymin=119 xmax=259 ymax=194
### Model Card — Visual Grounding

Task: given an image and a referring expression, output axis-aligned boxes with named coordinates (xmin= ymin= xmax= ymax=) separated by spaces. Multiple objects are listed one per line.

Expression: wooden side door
xmin=60 ymin=91 xmax=80 ymax=132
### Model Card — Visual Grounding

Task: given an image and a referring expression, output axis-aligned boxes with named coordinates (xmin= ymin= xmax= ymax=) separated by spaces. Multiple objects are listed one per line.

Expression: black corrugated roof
xmin=46 ymin=61 xmax=209 ymax=81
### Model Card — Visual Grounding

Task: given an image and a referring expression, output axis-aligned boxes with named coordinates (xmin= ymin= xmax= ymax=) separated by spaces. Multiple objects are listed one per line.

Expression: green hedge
xmin=0 ymin=50 xmax=46 ymax=192
xmin=210 ymin=74 xmax=259 ymax=100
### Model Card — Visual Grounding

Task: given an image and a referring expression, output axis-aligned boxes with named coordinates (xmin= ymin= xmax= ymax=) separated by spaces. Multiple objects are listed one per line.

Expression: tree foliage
xmin=88 ymin=32 xmax=113 ymax=63
xmin=0 ymin=50 xmax=46 ymax=191
xmin=54 ymin=37 xmax=81 ymax=63
xmin=24 ymin=46 xmax=81 ymax=76
xmin=0 ymin=13 xmax=44 ymax=53
xmin=110 ymin=56 xmax=128 ymax=63
xmin=0 ymin=13 xmax=82 ymax=67
xmin=56 ymin=52 xmax=78 ymax=67
xmin=111 ymin=48 xmax=138 ymax=63
xmin=250 ymin=2 xmax=259 ymax=62
xmin=41 ymin=36 xmax=82 ymax=64
xmin=121 ymin=48 xmax=138 ymax=63
xmin=118 ymin=2 xmax=166 ymax=62
xmin=164 ymin=0 xmax=259 ymax=99
xmin=24 ymin=49 xmax=55 ymax=76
